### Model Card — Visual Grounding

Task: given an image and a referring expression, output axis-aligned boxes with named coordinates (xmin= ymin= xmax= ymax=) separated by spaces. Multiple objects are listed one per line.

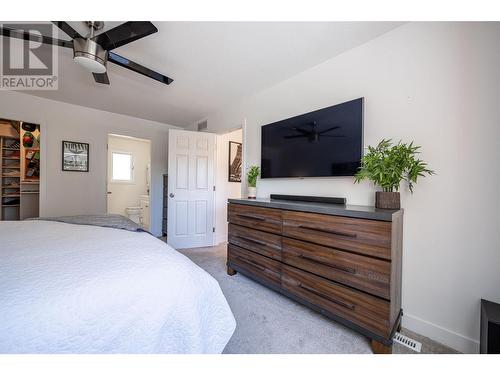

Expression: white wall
xmin=215 ymin=128 xmax=243 ymax=244
xmin=191 ymin=22 xmax=500 ymax=352
xmin=0 ymin=91 xmax=178 ymax=236
xmin=107 ymin=135 xmax=151 ymax=217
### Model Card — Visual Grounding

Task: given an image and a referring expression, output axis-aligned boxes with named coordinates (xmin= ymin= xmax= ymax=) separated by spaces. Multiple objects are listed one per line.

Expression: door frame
xmin=211 ymin=134 xmax=217 ymax=246
xmin=214 ymin=122 xmax=245 ymax=245
xmin=0 ymin=115 xmax=45 ymax=217
xmin=166 ymin=128 xmax=217 ymax=248
xmin=241 ymin=118 xmax=248 ymax=199
xmin=106 ymin=133 xmax=152 ymax=229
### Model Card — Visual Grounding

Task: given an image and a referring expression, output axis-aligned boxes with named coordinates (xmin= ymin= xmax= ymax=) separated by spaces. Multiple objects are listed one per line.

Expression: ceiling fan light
xmin=73 ymin=38 xmax=107 ymax=73
xmin=73 ymin=55 xmax=107 ymax=73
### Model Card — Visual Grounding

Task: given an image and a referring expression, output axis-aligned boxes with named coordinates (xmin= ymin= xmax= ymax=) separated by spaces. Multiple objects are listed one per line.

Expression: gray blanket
xmin=31 ymin=214 xmax=150 ymax=233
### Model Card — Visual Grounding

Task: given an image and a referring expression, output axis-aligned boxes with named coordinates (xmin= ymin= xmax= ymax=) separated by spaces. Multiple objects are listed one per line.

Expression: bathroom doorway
xmin=107 ymin=134 xmax=151 ymax=230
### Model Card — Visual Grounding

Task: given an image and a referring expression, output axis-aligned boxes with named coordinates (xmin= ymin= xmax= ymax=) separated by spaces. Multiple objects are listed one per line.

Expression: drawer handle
xmin=236 ymin=213 xmax=266 ymax=221
xmin=236 ymin=257 xmax=267 ymax=272
xmin=298 ymin=283 xmax=356 ymax=311
xmin=299 ymin=254 xmax=356 ymax=274
xmin=234 ymin=235 xmax=267 ymax=247
xmin=297 ymin=225 xmax=357 ymax=239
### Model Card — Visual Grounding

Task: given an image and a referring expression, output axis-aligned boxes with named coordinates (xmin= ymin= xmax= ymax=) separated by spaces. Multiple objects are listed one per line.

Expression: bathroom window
xmin=111 ymin=152 xmax=134 ymax=182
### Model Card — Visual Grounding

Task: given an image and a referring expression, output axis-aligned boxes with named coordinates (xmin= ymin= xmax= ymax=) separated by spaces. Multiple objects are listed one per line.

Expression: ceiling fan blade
xmin=321 ymin=135 xmax=346 ymax=138
xmin=291 ymin=127 xmax=311 ymax=135
xmin=108 ymin=52 xmax=173 ymax=85
xmin=52 ymin=21 xmax=82 ymax=39
xmin=0 ymin=26 xmax=73 ymax=48
xmin=318 ymin=126 xmax=340 ymax=135
xmin=93 ymin=72 xmax=110 ymax=85
xmin=284 ymin=134 xmax=308 ymax=139
xmin=93 ymin=21 xmax=157 ymax=51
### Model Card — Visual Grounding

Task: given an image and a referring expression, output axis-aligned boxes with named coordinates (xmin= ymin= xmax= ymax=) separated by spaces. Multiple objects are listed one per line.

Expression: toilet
xmin=125 ymin=207 xmax=142 ymax=224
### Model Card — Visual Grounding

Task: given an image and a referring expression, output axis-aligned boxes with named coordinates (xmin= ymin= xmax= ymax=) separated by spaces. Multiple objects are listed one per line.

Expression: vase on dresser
xmin=375 ymin=191 xmax=401 ymax=209
xmin=247 ymin=186 xmax=256 ymax=199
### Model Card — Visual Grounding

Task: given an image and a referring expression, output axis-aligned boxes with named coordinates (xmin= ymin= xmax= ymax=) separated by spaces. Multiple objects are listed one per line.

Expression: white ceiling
xmin=15 ymin=22 xmax=403 ymax=127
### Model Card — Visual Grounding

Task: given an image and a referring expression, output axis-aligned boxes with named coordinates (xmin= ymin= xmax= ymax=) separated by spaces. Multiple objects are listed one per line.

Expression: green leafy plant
xmin=247 ymin=165 xmax=260 ymax=188
xmin=354 ymin=139 xmax=434 ymax=193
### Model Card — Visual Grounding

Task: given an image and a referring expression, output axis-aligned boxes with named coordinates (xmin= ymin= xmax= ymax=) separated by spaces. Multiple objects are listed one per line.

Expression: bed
xmin=0 ymin=217 xmax=236 ymax=354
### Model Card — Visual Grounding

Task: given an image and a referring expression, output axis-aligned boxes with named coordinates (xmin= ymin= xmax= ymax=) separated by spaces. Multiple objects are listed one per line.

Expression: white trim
xmin=39 ymin=120 xmax=47 ymax=217
xmin=402 ymin=313 xmax=479 ymax=354
xmin=108 ymin=133 xmax=150 ymax=143
xmin=215 ymin=233 xmax=227 ymax=246
xmin=241 ymin=118 xmax=247 ymax=198
xmin=212 ymin=135 xmax=217 ymax=246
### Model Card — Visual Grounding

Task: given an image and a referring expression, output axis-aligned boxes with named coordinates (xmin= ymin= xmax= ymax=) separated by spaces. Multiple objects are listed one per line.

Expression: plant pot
xmin=248 ymin=186 xmax=256 ymax=199
xmin=375 ymin=191 xmax=400 ymax=209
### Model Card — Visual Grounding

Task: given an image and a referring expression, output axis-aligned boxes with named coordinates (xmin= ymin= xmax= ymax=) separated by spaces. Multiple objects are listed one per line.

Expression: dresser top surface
xmin=228 ymin=198 xmax=402 ymax=221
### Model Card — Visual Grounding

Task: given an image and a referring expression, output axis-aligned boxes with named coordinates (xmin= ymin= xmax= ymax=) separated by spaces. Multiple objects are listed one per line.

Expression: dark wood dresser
xmin=226 ymin=198 xmax=403 ymax=353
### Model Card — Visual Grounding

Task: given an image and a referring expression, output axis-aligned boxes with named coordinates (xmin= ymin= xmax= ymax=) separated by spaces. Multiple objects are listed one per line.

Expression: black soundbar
xmin=270 ymin=194 xmax=346 ymax=205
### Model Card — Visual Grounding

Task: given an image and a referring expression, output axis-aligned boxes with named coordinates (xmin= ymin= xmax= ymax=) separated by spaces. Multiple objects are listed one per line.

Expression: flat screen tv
xmin=261 ymin=98 xmax=363 ymax=179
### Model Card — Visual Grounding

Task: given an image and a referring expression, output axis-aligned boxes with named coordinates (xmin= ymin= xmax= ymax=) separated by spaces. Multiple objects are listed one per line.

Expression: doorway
xmin=167 ymin=129 xmax=216 ymax=249
xmin=215 ymin=127 xmax=243 ymax=245
xmin=0 ymin=117 xmax=41 ymax=221
xmin=107 ymin=134 xmax=151 ymax=231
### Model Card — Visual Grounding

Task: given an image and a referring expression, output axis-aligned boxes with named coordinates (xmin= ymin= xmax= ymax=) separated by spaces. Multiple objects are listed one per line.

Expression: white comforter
xmin=0 ymin=221 xmax=236 ymax=354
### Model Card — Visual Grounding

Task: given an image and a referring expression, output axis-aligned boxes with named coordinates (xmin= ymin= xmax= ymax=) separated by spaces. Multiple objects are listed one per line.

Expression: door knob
xmin=107 ymin=191 xmax=112 ymax=194
xmin=169 ymin=193 xmax=174 ymax=198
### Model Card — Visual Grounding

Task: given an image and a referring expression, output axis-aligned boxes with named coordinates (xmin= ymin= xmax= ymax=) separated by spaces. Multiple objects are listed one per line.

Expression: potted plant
xmin=246 ymin=165 xmax=260 ymax=199
xmin=354 ymin=139 xmax=434 ymax=209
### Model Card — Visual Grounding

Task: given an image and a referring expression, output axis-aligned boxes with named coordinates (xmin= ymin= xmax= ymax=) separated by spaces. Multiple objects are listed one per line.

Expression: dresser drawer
xmin=228 ymin=223 xmax=282 ymax=260
xmin=228 ymin=203 xmax=282 ymax=235
xmin=282 ymin=238 xmax=390 ymax=299
xmin=282 ymin=211 xmax=392 ymax=260
xmin=281 ymin=265 xmax=391 ymax=338
xmin=227 ymin=244 xmax=281 ymax=288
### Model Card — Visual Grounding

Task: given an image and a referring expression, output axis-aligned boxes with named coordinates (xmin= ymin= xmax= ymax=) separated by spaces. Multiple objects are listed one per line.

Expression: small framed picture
xmin=228 ymin=141 xmax=242 ymax=182
xmin=62 ymin=141 xmax=89 ymax=172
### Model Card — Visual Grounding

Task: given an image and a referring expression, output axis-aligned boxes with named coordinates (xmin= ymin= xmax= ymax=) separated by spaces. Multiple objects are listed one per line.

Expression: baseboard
xmin=402 ymin=313 xmax=479 ymax=353
xmin=215 ymin=232 xmax=227 ymax=246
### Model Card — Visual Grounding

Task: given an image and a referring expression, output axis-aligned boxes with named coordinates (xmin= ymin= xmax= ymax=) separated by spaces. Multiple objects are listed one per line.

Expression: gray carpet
xmin=178 ymin=243 xmax=459 ymax=354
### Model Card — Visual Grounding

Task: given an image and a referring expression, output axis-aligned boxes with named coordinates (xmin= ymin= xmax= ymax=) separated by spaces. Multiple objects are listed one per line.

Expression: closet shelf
xmin=1 ymin=126 xmax=40 ymax=221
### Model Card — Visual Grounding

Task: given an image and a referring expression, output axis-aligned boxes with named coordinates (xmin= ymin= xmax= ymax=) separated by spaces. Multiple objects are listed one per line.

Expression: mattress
xmin=0 ymin=220 xmax=236 ymax=353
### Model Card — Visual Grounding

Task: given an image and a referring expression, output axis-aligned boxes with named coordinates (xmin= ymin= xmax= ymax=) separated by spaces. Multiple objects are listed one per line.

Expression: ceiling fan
xmin=0 ymin=21 xmax=173 ymax=86
xmin=284 ymin=121 xmax=345 ymax=143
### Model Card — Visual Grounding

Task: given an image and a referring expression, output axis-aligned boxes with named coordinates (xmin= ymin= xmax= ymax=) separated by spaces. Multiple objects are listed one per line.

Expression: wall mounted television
xmin=261 ymin=97 xmax=363 ymax=179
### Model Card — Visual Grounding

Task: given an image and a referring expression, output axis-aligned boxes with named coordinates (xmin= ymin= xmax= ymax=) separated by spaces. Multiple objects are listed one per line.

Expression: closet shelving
xmin=1 ymin=135 xmax=22 ymax=220
xmin=0 ymin=119 xmax=40 ymax=221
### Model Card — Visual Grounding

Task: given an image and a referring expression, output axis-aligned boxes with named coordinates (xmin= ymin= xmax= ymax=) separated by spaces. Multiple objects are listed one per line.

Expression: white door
xmin=167 ymin=129 xmax=216 ymax=249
